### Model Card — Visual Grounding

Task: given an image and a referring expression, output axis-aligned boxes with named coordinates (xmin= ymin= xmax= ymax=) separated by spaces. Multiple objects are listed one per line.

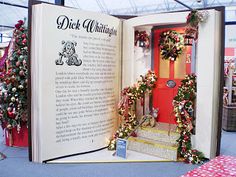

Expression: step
xmin=127 ymin=137 xmax=178 ymax=161
xmin=137 ymin=122 xmax=180 ymax=145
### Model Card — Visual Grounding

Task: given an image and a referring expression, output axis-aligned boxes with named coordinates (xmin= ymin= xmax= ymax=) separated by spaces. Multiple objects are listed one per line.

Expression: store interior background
xmin=0 ymin=0 xmax=236 ymax=177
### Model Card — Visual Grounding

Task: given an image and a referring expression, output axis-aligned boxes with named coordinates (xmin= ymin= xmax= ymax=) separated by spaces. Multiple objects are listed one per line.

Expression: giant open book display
xmin=30 ymin=3 xmax=224 ymax=163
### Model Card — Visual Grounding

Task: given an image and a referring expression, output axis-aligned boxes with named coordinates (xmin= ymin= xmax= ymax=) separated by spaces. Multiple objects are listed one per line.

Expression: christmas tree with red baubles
xmin=0 ymin=20 xmax=28 ymax=133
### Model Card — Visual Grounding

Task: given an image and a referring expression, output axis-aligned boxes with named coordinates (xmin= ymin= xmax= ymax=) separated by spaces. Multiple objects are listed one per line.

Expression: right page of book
xmin=122 ymin=9 xmax=223 ymax=159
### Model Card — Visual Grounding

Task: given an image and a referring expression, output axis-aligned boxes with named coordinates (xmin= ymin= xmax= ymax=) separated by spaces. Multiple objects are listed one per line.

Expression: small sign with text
xmin=116 ymin=138 xmax=127 ymax=159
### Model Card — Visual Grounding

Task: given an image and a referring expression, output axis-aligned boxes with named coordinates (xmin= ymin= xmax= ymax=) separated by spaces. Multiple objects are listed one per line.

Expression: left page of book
xmin=31 ymin=3 xmax=121 ymax=162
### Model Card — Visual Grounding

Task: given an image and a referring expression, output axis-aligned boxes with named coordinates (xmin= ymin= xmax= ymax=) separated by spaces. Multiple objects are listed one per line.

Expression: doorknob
xmin=166 ymin=80 xmax=176 ymax=88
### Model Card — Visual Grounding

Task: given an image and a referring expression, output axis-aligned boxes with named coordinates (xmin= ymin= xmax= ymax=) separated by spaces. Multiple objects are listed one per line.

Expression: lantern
xmin=184 ymin=34 xmax=194 ymax=46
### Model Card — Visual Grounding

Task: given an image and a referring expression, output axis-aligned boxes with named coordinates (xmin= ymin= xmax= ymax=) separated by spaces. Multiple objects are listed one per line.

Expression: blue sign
xmin=116 ymin=138 xmax=127 ymax=159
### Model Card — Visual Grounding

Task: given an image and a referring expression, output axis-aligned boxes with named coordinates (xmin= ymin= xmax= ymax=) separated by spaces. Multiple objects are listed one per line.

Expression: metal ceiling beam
xmin=0 ymin=1 xmax=28 ymax=9
xmin=173 ymin=0 xmax=193 ymax=10
xmin=55 ymin=0 xmax=64 ymax=6
xmin=208 ymin=0 xmax=236 ymax=6
xmin=96 ymin=0 xmax=109 ymax=14
xmin=164 ymin=0 xmax=170 ymax=11
xmin=110 ymin=0 xmax=236 ymax=15
xmin=0 ymin=25 xmax=14 ymax=29
xmin=72 ymin=0 xmax=81 ymax=9
xmin=129 ymin=0 xmax=137 ymax=14
xmin=202 ymin=0 xmax=208 ymax=8
xmin=110 ymin=2 xmax=183 ymax=15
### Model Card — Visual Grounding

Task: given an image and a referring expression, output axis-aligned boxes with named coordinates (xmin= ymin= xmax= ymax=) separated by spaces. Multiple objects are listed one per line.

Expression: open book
xmin=30 ymin=3 xmax=224 ymax=163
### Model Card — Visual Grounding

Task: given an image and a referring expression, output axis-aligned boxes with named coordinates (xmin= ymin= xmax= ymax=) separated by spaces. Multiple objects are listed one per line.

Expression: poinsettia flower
xmin=21 ymin=33 xmax=26 ymax=38
xmin=15 ymin=23 xmax=21 ymax=29
xmin=18 ymin=20 xmax=24 ymax=25
xmin=22 ymin=38 xmax=27 ymax=44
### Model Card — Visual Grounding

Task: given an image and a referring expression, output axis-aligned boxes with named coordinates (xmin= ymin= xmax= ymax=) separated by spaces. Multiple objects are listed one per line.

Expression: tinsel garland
xmin=159 ymin=30 xmax=184 ymax=61
xmin=108 ymin=70 xmax=157 ymax=150
xmin=0 ymin=20 xmax=28 ymax=132
xmin=173 ymin=74 xmax=205 ymax=164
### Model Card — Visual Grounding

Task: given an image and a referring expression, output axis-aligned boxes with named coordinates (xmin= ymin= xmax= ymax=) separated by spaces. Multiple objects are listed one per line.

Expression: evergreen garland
xmin=108 ymin=70 xmax=157 ymax=150
xmin=173 ymin=74 xmax=205 ymax=164
xmin=185 ymin=10 xmax=208 ymax=40
xmin=159 ymin=30 xmax=184 ymax=61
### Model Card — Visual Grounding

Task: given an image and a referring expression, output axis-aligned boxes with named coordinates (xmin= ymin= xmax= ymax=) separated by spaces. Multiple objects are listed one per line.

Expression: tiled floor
xmin=0 ymin=130 xmax=235 ymax=177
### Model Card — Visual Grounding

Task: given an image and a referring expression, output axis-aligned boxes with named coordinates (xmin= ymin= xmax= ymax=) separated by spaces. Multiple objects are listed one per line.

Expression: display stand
xmin=4 ymin=124 xmax=28 ymax=147
xmin=223 ymin=63 xmax=236 ymax=131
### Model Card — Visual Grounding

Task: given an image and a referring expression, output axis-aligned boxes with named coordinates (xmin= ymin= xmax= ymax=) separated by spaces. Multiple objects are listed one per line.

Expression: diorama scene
xmin=119 ymin=23 xmax=199 ymax=163
xmin=0 ymin=1 xmax=236 ymax=177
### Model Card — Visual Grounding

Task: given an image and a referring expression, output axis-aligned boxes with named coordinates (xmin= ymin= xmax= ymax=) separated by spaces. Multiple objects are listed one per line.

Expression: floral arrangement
xmin=0 ymin=20 xmax=28 ymax=132
xmin=108 ymin=70 xmax=157 ymax=150
xmin=134 ymin=30 xmax=150 ymax=49
xmin=224 ymin=57 xmax=235 ymax=77
xmin=173 ymin=74 xmax=205 ymax=164
xmin=159 ymin=30 xmax=184 ymax=61
xmin=223 ymin=88 xmax=229 ymax=106
xmin=185 ymin=10 xmax=208 ymax=40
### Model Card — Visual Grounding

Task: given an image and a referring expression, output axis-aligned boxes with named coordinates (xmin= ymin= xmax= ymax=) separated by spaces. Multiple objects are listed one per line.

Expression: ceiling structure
xmin=0 ymin=0 xmax=236 ymax=41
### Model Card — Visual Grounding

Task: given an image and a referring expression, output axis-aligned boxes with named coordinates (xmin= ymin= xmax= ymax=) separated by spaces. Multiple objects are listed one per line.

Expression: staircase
xmin=127 ymin=122 xmax=180 ymax=161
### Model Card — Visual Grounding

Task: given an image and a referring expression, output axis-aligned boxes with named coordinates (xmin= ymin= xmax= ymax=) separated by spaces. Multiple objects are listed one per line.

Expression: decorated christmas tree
xmin=0 ymin=20 xmax=28 ymax=133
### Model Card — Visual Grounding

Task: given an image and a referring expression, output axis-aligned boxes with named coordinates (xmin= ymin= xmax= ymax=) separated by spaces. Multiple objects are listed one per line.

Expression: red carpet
xmin=181 ymin=155 xmax=236 ymax=177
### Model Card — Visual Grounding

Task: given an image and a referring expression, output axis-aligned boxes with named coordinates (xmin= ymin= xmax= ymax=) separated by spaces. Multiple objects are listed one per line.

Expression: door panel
xmin=174 ymin=50 xmax=186 ymax=79
xmin=159 ymin=58 xmax=169 ymax=78
xmin=153 ymin=26 xmax=192 ymax=124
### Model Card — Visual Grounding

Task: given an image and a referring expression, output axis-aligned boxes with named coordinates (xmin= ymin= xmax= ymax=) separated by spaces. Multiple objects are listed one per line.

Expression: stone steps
xmin=128 ymin=137 xmax=178 ymax=161
xmin=136 ymin=122 xmax=179 ymax=145
xmin=127 ymin=122 xmax=180 ymax=161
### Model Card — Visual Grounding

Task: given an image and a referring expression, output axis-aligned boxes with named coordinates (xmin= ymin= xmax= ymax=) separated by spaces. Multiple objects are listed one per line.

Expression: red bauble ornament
xmin=7 ymin=111 xmax=15 ymax=118
xmin=7 ymin=107 xmax=12 ymax=112
xmin=19 ymin=70 xmax=24 ymax=76
xmin=16 ymin=61 xmax=20 ymax=67
xmin=130 ymin=132 xmax=137 ymax=137
xmin=6 ymin=79 xmax=10 ymax=84
xmin=184 ymin=135 xmax=189 ymax=141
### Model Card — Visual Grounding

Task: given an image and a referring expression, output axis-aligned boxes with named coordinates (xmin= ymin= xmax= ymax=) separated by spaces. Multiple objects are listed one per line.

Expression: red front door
xmin=153 ymin=26 xmax=192 ymax=124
